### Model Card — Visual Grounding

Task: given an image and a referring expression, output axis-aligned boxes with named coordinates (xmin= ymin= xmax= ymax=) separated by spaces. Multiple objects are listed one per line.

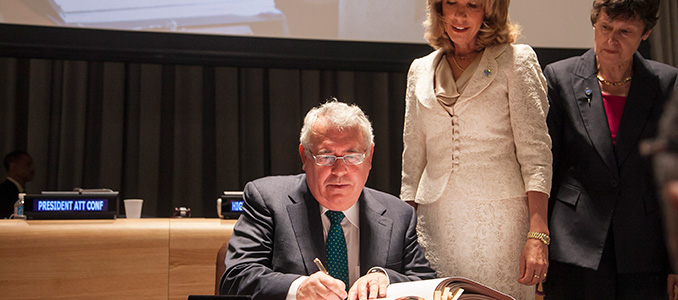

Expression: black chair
xmin=214 ymin=240 xmax=230 ymax=294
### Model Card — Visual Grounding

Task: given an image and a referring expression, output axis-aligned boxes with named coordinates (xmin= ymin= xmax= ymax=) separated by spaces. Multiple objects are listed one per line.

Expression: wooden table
xmin=0 ymin=218 xmax=236 ymax=300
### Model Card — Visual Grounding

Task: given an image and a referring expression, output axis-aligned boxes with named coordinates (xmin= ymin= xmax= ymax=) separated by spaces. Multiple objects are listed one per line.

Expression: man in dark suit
xmin=652 ymin=90 xmax=678 ymax=297
xmin=1 ymin=150 xmax=35 ymax=218
xmin=220 ymin=100 xmax=436 ymax=300
xmin=543 ymin=0 xmax=678 ymax=298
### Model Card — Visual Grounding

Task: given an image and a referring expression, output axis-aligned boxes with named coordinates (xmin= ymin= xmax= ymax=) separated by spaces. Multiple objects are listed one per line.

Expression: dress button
xmin=610 ymin=180 xmax=618 ymax=188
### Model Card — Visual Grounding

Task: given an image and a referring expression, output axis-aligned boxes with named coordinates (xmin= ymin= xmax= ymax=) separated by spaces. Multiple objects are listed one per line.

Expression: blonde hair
xmin=423 ymin=0 xmax=520 ymax=53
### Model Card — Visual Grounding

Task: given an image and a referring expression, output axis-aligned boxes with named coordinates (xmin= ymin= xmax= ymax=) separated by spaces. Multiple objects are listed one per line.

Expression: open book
xmin=380 ymin=277 xmax=516 ymax=300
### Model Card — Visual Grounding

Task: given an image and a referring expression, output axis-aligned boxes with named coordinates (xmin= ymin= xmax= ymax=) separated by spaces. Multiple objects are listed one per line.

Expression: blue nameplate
xmin=24 ymin=192 xmax=119 ymax=219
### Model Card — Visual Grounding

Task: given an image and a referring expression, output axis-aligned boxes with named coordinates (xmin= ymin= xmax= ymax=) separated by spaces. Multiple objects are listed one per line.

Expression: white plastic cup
xmin=124 ymin=199 xmax=143 ymax=219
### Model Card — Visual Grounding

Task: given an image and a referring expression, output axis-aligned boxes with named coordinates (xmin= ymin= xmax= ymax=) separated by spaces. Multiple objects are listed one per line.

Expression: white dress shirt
xmin=286 ymin=202 xmax=360 ymax=300
xmin=6 ymin=177 xmax=24 ymax=192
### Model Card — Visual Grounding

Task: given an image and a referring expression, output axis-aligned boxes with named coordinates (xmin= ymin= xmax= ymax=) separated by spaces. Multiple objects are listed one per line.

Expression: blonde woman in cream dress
xmin=400 ymin=0 xmax=552 ymax=299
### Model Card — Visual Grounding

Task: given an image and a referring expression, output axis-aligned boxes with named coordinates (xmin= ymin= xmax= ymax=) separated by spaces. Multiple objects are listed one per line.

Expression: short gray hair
xmin=299 ymin=99 xmax=374 ymax=157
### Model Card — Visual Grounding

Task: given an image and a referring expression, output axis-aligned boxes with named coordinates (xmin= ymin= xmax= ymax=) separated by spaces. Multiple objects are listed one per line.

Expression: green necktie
xmin=325 ymin=210 xmax=349 ymax=289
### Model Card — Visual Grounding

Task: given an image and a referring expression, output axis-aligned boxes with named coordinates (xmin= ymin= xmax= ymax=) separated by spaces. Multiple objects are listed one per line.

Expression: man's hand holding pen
xmin=296 ymin=271 xmax=348 ymax=300
xmin=296 ymin=258 xmax=346 ymax=300
xmin=304 ymin=258 xmax=389 ymax=300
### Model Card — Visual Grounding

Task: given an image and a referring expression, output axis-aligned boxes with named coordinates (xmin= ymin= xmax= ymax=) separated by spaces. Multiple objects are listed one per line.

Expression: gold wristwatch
xmin=527 ymin=231 xmax=550 ymax=245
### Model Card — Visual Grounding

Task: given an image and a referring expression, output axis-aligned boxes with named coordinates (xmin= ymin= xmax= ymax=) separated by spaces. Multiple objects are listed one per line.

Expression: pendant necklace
xmin=451 ymin=55 xmax=466 ymax=72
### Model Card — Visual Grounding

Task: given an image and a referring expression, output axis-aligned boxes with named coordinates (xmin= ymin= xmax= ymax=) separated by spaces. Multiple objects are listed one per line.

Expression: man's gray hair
xmin=299 ymin=99 xmax=374 ymax=156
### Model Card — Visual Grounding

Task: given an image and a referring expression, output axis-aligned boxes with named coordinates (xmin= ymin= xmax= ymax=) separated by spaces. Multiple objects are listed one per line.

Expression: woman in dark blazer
xmin=543 ymin=0 xmax=678 ymax=299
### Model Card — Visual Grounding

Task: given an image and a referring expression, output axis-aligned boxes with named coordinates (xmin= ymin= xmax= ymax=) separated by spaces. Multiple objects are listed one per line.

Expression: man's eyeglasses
xmin=311 ymin=153 xmax=366 ymax=166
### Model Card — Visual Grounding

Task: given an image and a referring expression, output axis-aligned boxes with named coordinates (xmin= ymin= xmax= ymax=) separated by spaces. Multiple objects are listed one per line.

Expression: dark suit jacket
xmin=544 ymin=49 xmax=678 ymax=273
xmin=220 ymin=174 xmax=436 ymax=299
xmin=0 ymin=179 xmax=20 ymax=218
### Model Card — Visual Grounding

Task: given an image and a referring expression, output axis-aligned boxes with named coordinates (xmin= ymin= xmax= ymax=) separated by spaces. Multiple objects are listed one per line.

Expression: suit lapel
xmin=458 ymin=43 xmax=503 ymax=103
xmin=416 ymin=45 xmax=502 ymax=108
xmin=573 ymin=50 xmax=618 ymax=174
xmin=614 ymin=53 xmax=658 ymax=166
xmin=287 ymin=186 xmax=325 ymax=275
xmin=288 ymin=188 xmax=396 ymax=275
xmin=358 ymin=192 xmax=393 ymax=275
xmin=416 ymin=49 xmax=444 ymax=109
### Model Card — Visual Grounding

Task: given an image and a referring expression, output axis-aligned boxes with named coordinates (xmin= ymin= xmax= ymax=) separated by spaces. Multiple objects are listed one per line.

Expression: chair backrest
xmin=215 ymin=237 xmax=230 ymax=294
xmin=214 ymin=191 xmax=243 ymax=295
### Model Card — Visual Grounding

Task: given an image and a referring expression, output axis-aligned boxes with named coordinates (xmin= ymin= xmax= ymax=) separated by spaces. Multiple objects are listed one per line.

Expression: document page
xmin=380 ymin=278 xmax=448 ymax=300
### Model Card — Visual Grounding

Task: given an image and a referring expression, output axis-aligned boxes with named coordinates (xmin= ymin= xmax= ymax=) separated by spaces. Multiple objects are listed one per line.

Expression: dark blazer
xmin=544 ymin=49 xmax=678 ymax=273
xmin=220 ymin=174 xmax=436 ymax=299
xmin=0 ymin=179 xmax=20 ymax=218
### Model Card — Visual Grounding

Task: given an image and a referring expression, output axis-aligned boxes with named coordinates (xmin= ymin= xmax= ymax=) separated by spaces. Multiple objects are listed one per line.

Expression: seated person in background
xmin=0 ymin=150 xmax=35 ymax=218
xmin=220 ymin=99 xmax=436 ymax=300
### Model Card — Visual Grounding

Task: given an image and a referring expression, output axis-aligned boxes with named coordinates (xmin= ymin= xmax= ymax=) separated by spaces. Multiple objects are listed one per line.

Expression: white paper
xmin=379 ymin=278 xmax=448 ymax=300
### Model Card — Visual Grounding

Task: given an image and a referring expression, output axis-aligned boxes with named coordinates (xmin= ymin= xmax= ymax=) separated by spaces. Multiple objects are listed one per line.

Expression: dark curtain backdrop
xmin=0 ymin=24 xmax=590 ymax=218
xmin=0 ymin=57 xmax=407 ymax=217
xmin=649 ymin=0 xmax=678 ymax=67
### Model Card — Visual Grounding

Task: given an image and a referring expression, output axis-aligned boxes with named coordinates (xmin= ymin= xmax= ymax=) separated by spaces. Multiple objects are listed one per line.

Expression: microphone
xmin=585 ymin=87 xmax=592 ymax=106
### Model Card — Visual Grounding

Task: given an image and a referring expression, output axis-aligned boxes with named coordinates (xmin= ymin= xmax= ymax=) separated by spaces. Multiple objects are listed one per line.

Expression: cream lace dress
xmin=402 ymin=45 xmax=552 ymax=300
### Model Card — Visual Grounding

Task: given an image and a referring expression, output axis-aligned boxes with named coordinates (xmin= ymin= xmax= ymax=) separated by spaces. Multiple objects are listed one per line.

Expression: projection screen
xmin=0 ymin=0 xmax=593 ymax=49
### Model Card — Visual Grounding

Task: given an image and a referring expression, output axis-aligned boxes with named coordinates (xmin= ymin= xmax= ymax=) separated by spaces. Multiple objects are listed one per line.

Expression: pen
xmin=313 ymin=257 xmax=329 ymax=274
